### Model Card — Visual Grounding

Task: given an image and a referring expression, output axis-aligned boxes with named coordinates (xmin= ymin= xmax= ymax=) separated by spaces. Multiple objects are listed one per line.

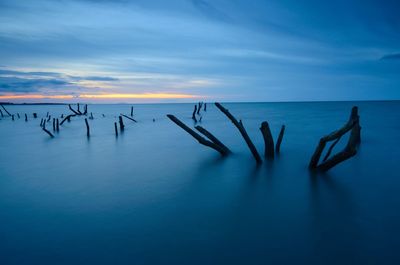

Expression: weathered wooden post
xmin=275 ymin=125 xmax=285 ymax=154
xmin=114 ymin=122 xmax=118 ymax=136
xmin=52 ymin=118 xmax=56 ymax=131
xmin=130 ymin=106 xmax=133 ymax=116
xmin=33 ymin=113 xmax=37 ymax=118
xmin=260 ymin=121 xmax=274 ymax=159
xmin=17 ymin=113 xmax=20 ymax=119
xmin=85 ymin=118 xmax=90 ymax=137
xmin=24 ymin=113 xmax=27 ymax=122
xmin=56 ymin=118 xmax=60 ymax=131
xmin=11 ymin=115 xmax=14 ymax=121
xmin=0 ymin=109 xmax=3 ymax=117
xmin=118 ymin=116 xmax=125 ymax=131
xmin=192 ymin=105 xmax=198 ymax=122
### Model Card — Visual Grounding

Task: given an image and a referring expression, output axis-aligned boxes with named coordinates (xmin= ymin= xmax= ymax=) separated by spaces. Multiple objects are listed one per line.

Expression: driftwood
xmin=195 ymin=125 xmax=231 ymax=154
xmin=121 ymin=114 xmax=137 ymax=123
xmin=275 ymin=125 xmax=285 ymax=154
xmin=69 ymin=104 xmax=80 ymax=115
xmin=215 ymin=102 xmax=262 ymax=163
xmin=1 ymin=105 xmax=11 ymax=116
xmin=42 ymin=123 xmax=54 ymax=138
xmin=309 ymin=106 xmax=361 ymax=171
xmin=60 ymin=114 xmax=76 ymax=125
xmin=85 ymin=118 xmax=90 ymax=137
xmin=167 ymin=114 xmax=229 ymax=156
xmin=260 ymin=122 xmax=274 ymax=159
xmin=118 ymin=116 xmax=125 ymax=131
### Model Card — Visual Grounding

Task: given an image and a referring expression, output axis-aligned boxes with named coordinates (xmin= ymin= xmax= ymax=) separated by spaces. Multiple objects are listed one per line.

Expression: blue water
xmin=0 ymin=101 xmax=399 ymax=264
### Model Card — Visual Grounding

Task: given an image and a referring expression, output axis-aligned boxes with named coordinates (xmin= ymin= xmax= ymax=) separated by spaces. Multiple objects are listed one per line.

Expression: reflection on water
xmin=0 ymin=101 xmax=399 ymax=264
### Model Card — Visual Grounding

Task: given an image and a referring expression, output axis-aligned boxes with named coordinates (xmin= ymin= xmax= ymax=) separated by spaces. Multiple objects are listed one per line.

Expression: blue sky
xmin=0 ymin=0 xmax=399 ymax=102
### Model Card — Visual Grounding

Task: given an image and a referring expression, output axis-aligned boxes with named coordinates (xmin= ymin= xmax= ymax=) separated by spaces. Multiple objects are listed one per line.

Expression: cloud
xmin=380 ymin=53 xmax=400 ymax=61
xmin=0 ymin=68 xmax=119 ymax=93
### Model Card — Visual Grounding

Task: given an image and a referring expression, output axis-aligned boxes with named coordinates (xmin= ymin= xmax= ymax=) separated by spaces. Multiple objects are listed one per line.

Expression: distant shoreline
xmin=1 ymin=99 xmax=399 ymax=105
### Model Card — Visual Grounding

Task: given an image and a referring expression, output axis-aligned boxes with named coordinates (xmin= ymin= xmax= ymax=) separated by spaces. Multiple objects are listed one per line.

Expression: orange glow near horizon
xmin=0 ymin=93 xmax=200 ymax=100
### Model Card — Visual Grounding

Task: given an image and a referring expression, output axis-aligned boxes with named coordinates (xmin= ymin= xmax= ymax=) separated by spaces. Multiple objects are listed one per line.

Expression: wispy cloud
xmin=380 ymin=53 xmax=400 ymax=61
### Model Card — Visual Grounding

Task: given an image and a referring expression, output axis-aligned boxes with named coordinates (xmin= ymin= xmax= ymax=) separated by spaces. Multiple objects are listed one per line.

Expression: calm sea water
xmin=1 ymin=101 xmax=399 ymax=264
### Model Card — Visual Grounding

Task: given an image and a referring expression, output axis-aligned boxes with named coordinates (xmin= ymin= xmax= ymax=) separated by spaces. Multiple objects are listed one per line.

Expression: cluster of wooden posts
xmin=167 ymin=102 xmax=361 ymax=172
xmin=1 ymin=102 xmax=361 ymax=172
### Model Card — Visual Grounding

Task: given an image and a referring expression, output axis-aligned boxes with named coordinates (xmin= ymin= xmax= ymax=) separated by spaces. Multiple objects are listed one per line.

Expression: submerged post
xmin=260 ymin=121 xmax=274 ymax=159
xmin=114 ymin=122 xmax=118 ymax=136
xmin=85 ymin=118 xmax=90 ymax=137
xmin=130 ymin=106 xmax=133 ymax=116
xmin=118 ymin=116 xmax=125 ymax=131
xmin=56 ymin=118 xmax=60 ymax=132
xmin=275 ymin=125 xmax=285 ymax=154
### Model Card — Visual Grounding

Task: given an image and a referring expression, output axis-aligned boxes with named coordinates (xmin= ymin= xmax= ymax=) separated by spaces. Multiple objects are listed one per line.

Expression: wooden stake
xmin=119 ymin=116 xmax=125 ymax=131
xmin=85 ymin=118 xmax=90 ymax=137
xmin=114 ymin=122 xmax=118 ymax=136
xmin=260 ymin=121 xmax=274 ymax=159
xmin=275 ymin=125 xmax=285 ymax=154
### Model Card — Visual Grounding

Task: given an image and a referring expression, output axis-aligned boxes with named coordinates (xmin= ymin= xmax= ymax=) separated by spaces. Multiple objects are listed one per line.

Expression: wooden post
xmin=192 ymin=105 xmax=198 ymax=122
xmin=47 ymin=115 xmax=51 ymax=122
xmin=260 ymin=121 xmax=274 ymax=159
xmin=11 ymin=115 xmax=14 ymax=121
xmin=89 ymin=112 xmax=94 ymax=119
xmin=130 ymin=106 xmax=133 ymax=116
xmin=85 ymin=118 xmax=90 ymax=137
xmin=167 ymin=114 xmax=229 ymax=156
xmin=215 ymin=102 xmax=262 ymax=163
xmin=204 ymin=103 xmax=207 ymax=112
xmin=52 ymin=118 xmax=56 ymax=131
xmin=275 ymin=125 xmax=285 ymax=154
xmin=56 ymin=118 xmax=60 ymax=131
xmin=17 ymin=113 xmax=20 ymax=119
xmin=0 ymin=109 xmax=3 ymax=117
xmin=114 ymin=122 xmax=118 ymax=136
xmin=33 ymin=113 xmax=37 ymax=118
xmin=119 ymin=116 xmax=125 ymax=131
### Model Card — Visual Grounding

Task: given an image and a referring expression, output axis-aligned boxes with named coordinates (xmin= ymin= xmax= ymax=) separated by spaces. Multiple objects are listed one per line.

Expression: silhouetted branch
xmin=215 ymin=102 xmax=262 ymax=163
xmin=167 ymin=114 xmax=229 ymax=156
xmin=195 ymin=125 xmax=231 ymax=154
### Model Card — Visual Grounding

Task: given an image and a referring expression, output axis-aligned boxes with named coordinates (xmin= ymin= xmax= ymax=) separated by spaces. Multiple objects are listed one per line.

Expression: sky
xmin=0 ymin=0 xmax=399 ymax=103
